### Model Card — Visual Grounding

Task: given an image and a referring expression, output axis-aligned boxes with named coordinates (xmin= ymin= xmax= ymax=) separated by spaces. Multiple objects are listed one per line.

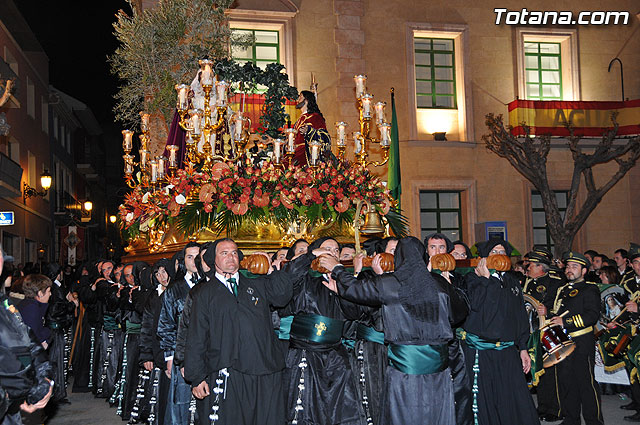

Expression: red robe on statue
xmin=293 ymin=112 xmax=327 ymax=166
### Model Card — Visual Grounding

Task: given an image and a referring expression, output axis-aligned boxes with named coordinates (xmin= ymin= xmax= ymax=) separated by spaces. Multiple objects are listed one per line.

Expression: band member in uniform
xmin=525 ymin=252 xmax=564 ymax=422
xmin=547 ymin=252 xmax=603 ymax=425
xmin=619 ymin=243 xmax=640 ymax=421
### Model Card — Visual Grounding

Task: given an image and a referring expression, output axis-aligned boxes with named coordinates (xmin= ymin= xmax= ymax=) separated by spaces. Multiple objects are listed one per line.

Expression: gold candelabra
xmin=335 ymin=75 xmax=391 ymax=167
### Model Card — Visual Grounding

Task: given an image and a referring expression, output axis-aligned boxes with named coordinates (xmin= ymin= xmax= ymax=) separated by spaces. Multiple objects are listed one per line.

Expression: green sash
xmin=457 ymin=328 xmax=515 ymax=351
xmin=103 ymin=314 xmax=120 ymax=331
xmin=126 ymin=321 xmax=142 ymax=335
xmin=387 ymin=343 xmax=448 ymax=375
xmin=278 ymin=315 xmax=293 ymax=340
xmin=356 ymin=323 xmax=385 ymax=345
xmin=290 ymin=313 xmax=344 ymax=344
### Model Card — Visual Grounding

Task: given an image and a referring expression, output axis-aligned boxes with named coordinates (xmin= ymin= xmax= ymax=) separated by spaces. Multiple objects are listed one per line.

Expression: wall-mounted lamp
xmin=23 ymin=170 xmax=52 ymax=203
xmin=83 ymin=199 xmax=93 ymax=212
xmin=109 ymin=215 xmax=117 ymax=224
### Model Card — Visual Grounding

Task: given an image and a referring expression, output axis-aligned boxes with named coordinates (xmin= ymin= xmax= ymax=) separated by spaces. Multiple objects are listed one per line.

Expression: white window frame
xmin=516 ymin=28 xmax=580 ymax=101
xmin=228 ymin=9 xmax=296 ymax=86
xmin=406 ymin=23 xmax=472 ymax=142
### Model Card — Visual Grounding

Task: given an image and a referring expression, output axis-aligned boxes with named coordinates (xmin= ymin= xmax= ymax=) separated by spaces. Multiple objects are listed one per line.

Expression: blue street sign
xmin=0 ymin=211 xmax=15 ymax=226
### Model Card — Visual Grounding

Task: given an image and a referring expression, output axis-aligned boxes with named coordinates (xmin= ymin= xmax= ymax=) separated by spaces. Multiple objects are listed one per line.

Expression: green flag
xmin=387 ymin=88 xmax=401 ymax=210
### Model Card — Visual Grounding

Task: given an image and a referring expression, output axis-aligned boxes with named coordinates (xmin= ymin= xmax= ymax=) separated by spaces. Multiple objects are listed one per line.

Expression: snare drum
xmin=541 ymin=325 xmax=576 ymax=367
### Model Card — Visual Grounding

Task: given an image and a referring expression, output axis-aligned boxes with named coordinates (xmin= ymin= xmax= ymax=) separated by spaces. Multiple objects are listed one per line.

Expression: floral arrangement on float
xmin=119 ymin=156 xmax=400 ymax=242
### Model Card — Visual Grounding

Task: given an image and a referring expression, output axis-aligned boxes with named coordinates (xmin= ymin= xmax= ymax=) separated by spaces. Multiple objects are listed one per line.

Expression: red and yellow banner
xmin=508 ymin=99 xmax=640 ymax=137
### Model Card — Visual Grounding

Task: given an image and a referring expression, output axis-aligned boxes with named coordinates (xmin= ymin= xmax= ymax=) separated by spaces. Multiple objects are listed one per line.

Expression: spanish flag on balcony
xmin=508 ymin=99 xmax=640 ymax=137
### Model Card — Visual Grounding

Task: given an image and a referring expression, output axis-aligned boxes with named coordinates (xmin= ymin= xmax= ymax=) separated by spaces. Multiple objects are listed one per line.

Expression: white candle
xmin=361 ymin=94 xmax=373 ymax=118
xmin=122 ymin=130 xmax=133 ymax=152
xmin=189 ymin=109 xmax=202 ymax=135
xmin=379 ymin=123 xmax=391 ymax=146
xmin=374 ymin=102 xmax=386 ymax=125
xmin=175 ymin=84 xmax=190 ymax=110
xmin=310 ymin=142 xmax=320 ymax=165
xmin=354 ymin=75 xmax=367 ymax=98
xmin=149 ymin=159 xmax=158 ymax=183
xmin=335 ymin=122 xmax=348 ymax=147
xmin=199 ymin=59 xmax=214 ymax=86
xmin=167 ymin=145 xmax=179 ymax=168
xmin=285 ymin=128 xmax=296 ymax=152
xmin=215 ymin=81 xmax=228 ymax=106
xmin=353 ymin=132 xmax=362 ymax=153
xmin=234 ymin=113 xmax=244 ymax=141
xmin=157 ymin=156 xmax=166 ymax=179
xmin=140 ymin=149 xmax=150 ymax=169
xmin=274 ymin=139 xmax=283 ymax=163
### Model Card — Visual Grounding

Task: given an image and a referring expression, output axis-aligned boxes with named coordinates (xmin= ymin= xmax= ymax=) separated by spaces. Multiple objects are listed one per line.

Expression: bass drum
xmin=523 ymin=293 xmax=543 ymax=333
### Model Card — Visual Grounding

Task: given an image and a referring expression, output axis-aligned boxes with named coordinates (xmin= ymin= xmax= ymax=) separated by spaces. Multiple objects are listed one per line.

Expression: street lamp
xmin=23 ymin=170 xmax=52 ymax=203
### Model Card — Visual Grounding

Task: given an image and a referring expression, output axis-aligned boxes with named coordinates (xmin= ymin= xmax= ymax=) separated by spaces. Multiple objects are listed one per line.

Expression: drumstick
xmin=609 ymin=295 xmax=640 ymax=324
xmin=540 ymin=311 xmax=569 ymax=331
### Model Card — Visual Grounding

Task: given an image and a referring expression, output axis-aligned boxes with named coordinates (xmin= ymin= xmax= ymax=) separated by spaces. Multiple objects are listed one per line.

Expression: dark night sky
xmin=15 ymin=0 xmax=130 ymax=130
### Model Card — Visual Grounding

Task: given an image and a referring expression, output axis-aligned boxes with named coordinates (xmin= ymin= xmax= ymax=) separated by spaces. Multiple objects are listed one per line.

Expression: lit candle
xmin=189 ymin=109 xmax=202 ymax=135
xmin=149 ymin=159 xmax=158 ymax=183
xmin=379 ymin=123 xmax=391 ymax=146
xmin=273 ymin=139 xmax=283 ymax=163
xmin=234 ymin=112 xmax=244 ymax=141
xmin=199 ymin=59 xmax=214 ymax=86
xmin=374 ymin=102 xmax=386 ymax=125
xmin=140 ymin=112 xmax=150 ymax=133
xmin=361 ymin=94 xmax=373 ymax=118
xmin=123 ymin=154 xmax=134 ymax=175
xmin=310 ymin=141 xmax=320 ymax=165
xmin=157 ymin=156 xmax=166 ymax=179
xmin=335 ymin=122 xmax=348 ymax=146
xmin=354 ymin=75 xmax=367 ymax=98
xmin=167 ymin=145 xmax=179 ymax=168
xmin=285 ymin=128 xmax=297 ymax=152
xmin=122 ymin=130 xmax=133 ymax=152
xmin=215 ymin=81 xmax=229 ymax=106
xmin=353 ymin=132 xmax=362 ymax=153
xmin=140 ymin=149 xmax=150 ymax=169
xmin=175 ymin=84 xmax=190 ymax=110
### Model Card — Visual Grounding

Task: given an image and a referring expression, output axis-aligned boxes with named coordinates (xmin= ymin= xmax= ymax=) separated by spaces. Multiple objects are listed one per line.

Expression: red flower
xmin=211 ymin=162 xmax=231 ymax=180
xmin=280 ymin=192 xmax=294 ymax=209
xmin=319 ymin=183 xmax=329 ymax=192
xmin=271 ymin=198 xmax=281 ymax=208
xmin=239 ymin=193 xmax=250 ymax=204
xmin=199 ymin=183 xmax=216 ymax=204
xmin=204 ymin=203 xmax=214 ymax=213
xmin=253 ymin=190 xmax=270 ymax=208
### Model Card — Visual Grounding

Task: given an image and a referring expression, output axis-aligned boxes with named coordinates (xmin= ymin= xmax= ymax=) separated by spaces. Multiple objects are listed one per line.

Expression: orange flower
xmin=280 ymin=192 xmax=294 ymax=210
xmin=335 ymin=197 xmax=350 ymax=213
xmin=168 ymin=200 xmax=181 ymax=217
xmin=231 ymin=202 xmax=248 ymax=215
xmin=211 ymin=162 xmax=230 ymax=180
xmin=199 ymin=183 xmax=216 ymax=204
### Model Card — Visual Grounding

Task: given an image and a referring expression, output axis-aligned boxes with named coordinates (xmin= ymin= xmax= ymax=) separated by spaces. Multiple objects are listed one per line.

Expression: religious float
xmin=118 ymin=59 xmax=407 ymax=262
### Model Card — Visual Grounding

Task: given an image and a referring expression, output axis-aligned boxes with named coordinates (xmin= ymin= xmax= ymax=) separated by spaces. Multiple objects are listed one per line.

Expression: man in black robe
xmin=460 ymin=238 xmax=539 ymax=425
xmin=44 ymin=263 xmax=76 ymax=404
xmin=279 ymin=237 xmax=366 ymax=425
xmin=158 ymin=242 xmax=201 ymax=424
xmin=321 ymin=236 xmax=465 ymax=424
xmin=184 ymin=238 xmax=295 ymax=425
